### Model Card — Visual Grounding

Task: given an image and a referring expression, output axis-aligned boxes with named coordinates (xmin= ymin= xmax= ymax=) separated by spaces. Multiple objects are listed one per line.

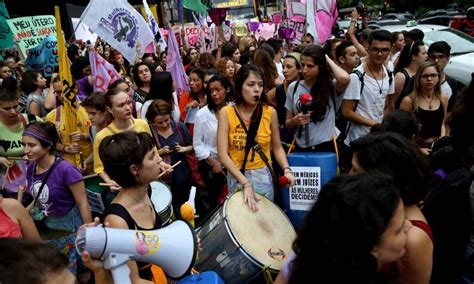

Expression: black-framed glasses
xmin=420 ymin=73 xmax=439 ymax=79
xmin=369 ymin=47 xmax=391 ymax=55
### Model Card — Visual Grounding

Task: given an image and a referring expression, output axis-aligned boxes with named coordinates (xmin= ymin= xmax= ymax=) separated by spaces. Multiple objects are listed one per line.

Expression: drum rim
xmin=150 ymin=181 xmax=172 ymax=210
xmin=222 ymin=191 xmax=294 ymax=272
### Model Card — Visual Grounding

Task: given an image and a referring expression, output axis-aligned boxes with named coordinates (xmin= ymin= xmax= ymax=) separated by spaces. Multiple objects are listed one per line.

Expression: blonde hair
xmin=409 ymin=61 xmax=442 ymax=111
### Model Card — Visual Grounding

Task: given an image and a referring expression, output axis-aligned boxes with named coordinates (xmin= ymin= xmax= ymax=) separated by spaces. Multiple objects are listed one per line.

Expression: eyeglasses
xmin=429 ymin=54 xmax=447 ymax=61
xmin=369 ymin=47 xmax=391 ymax=55
xmin=420 ymin=73 xmax=439 ymax=79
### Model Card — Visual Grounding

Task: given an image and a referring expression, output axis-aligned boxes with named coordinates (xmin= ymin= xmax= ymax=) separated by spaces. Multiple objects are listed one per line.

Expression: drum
xmin=195 ymin=191 xmax=296 ymax=284
xmin=150 ymin=181 xmax=173 ymax=225
xmin=84 ymin=175 xmax=108 ymax=214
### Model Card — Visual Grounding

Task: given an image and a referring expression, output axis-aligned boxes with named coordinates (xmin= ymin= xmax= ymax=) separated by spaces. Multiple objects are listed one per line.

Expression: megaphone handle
xmin=104 ymin=253 xmax=132 ymax=284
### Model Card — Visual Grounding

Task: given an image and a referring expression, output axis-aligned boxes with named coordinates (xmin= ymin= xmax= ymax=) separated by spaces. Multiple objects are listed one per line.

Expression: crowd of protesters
xmin=1 ymin=6 xmax=473 ymax=284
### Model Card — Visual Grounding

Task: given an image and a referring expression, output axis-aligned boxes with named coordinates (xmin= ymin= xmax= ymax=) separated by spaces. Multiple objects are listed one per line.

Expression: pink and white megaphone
xmin=76 ymin=220 xmax=197 ymax=283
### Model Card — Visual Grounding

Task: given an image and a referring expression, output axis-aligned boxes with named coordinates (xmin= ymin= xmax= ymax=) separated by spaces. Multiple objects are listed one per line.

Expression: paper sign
xmin=234 ymin=23 xmax=248 ymax=37
xmin=255 ymin=23 xmax=275 ymax=40
xmin=271 ymin=13 xmax=284 ymax=24
xmin=7 ymin=15 xmax=56 ymax=57
xmin=289 ymin=166 xmax=321 ymax=211
xmin=86 ymin=189 xmax=105 ymax=214
xmin=24 ymin=35 xmax=58 ymax=77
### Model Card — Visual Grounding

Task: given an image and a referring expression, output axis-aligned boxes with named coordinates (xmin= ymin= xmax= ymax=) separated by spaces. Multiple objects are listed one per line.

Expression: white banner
xmin=71 ymin=18 xmax=97 ymax=45
xmin=80 ymin=0 xmax=154 ymax=63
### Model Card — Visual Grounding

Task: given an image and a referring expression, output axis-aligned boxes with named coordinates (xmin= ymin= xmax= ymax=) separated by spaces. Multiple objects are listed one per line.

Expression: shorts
xmin=227 ymin=166 xmax=274 ymax=201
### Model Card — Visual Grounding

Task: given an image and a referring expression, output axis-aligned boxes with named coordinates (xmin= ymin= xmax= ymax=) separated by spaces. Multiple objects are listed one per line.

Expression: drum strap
xmin=233 ymin=106 xmax=276 ymax=184
xmin=233 ymin=105 xmax=264 ymax=174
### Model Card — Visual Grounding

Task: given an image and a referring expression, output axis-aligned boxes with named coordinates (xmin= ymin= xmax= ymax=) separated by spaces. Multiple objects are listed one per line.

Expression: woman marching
xmin=23 ymin=121 xmax=92 ymax=277
xmin=217 ymin=64 xmax=295 ymax=212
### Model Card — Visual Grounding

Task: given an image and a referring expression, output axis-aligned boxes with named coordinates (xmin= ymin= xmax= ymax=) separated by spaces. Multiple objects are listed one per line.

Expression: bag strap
xmin=343 ymin=69 xmax=364 ymax=138
xmin=175 ymin=122 xmax=187 ymax=146
xmin=233 ymin=105 xmax=264 ymax=174
xmin=32 ymin=158 xmax=62 ymax=206
xmin=149 ymin=123 xmax=161 ymax=148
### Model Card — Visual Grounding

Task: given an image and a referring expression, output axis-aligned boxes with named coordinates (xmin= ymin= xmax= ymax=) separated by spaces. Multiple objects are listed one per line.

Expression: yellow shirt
xmin=93 ymin=118 xmax=152 ymax=174
xmin=45 ymin=106 xmax=92 ymax=167
xmin=224 ymin=105 xmax=272 ymax=170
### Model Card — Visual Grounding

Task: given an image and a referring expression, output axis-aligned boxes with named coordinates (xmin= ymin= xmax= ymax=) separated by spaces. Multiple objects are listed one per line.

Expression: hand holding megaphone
xmin=76 ymin=220 xmax=197 ymax=284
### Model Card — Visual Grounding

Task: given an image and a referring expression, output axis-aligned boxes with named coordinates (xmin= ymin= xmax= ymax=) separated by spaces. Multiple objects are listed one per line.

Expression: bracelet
xmin=283 ymin=167 xmax=292 ymax=172
xmin=351 ymin=19 xmax=357 ymax=23
xmin=242 ymin=182 xmax=252 ymax=188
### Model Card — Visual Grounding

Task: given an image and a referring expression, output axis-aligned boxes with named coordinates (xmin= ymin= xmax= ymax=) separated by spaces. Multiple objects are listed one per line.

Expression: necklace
xmin=366 ymin=63 xmax=384 ymax=95
xmin=422 ymin=95 xmax=434 ymax=110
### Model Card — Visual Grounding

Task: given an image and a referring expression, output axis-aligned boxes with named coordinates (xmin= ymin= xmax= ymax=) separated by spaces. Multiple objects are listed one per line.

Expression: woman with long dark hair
xmin=285 ymin=44 xmax=350 ymax=152
xmin=193 ymin=75 xmax=233 ymax=217
xmin=140 ymin=71 xmax=180 ymax=122
xmin=217 ymin=64 xmax=295 ymax=211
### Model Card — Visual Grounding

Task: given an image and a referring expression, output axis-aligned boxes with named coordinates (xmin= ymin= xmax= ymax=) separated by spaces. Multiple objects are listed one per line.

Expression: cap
xmin=286 ymin=52 xmax=301 ymax=67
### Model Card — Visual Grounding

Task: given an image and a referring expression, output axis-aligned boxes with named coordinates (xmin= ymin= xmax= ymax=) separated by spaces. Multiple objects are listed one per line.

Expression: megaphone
xmin=76 ymin=220 xmax=197 ymax=283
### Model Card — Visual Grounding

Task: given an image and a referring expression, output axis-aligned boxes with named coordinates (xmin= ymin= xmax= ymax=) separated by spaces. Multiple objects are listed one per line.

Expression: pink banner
xmin=89 ymin=51 xmax=122 ymax=93
xmin=166 ymin=27 xmax=190 ymax=98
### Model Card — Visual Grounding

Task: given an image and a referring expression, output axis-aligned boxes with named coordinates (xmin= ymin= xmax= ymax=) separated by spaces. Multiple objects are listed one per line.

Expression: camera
xmin=356 ymin=1 xmax=368 ymax=16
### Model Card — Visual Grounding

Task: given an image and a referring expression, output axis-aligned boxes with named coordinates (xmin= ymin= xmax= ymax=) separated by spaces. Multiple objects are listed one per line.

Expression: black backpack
xmin=423 ymin=168 xmax=474 ymax=283
xmin=395 ymin=69 xmax=414 ymax=109
xmin=335 ymin=68 xmax=393 ymax=141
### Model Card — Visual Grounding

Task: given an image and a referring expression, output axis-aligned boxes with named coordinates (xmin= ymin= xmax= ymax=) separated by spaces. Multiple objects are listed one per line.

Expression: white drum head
xmin=225 ymin=191 xmax=296 ymax=271
xmin=150 ymin=181 xmax=172 ymax=214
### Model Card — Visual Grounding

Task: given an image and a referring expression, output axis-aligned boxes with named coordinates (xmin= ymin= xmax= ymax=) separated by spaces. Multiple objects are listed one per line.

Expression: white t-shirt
xmin=342 ymin=64 xmax=395 ymax=146
xmin=285 ymin=80 xmax=340 ymax=148
xmin=193 ymin=105 xmax=218 ymax=161
xmin=441 ymin=80 xmax=453 ymax=99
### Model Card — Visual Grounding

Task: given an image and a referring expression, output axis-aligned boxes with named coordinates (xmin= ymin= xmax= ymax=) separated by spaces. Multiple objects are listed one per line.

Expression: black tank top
xmin=103 ymin=186 xmax=162 ymax=280
xmin=415 ymin=103 xmax=444 ymax=139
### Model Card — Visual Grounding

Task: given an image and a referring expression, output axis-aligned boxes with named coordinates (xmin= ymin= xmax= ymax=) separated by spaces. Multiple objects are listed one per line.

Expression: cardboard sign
xmin=289 ymin=166 xmax=321 ymax=211
xmin=7 ymin=15 xmax=56 ymax=57
xmin=24 ymin=35 xmax=58 ymax=77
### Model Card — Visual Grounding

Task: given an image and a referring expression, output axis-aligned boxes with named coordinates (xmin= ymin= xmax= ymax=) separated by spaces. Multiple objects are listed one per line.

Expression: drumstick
xmin=158 ymin=160 xmax=182 ymax=179
xmin=6 ymin=157 xmax=28 ymax=161
xmin=17 ymin=186 xmax=24 ymax=202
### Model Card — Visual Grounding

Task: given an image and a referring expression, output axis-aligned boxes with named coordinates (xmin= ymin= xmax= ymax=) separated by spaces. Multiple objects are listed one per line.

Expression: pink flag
xmin=89 ymin=51 xmax=122 ymax=92
xmin=166 ymin=28 xmax=190 ymax=97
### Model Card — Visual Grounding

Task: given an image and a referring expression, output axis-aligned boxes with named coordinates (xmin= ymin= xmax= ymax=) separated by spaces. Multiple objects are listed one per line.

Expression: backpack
xmin=423 ymin=168 xmax=474 ymax=283
xmin=395 ymin=69 xmax=414 ymax=109
xmin=335 ymin=68 xmax=394 ymax=141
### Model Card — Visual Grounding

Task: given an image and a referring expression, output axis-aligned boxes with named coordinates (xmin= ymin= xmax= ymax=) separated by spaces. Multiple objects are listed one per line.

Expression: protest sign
xmin=234 ymin=21 xmax=248 ymax=37
xmin=271 ymin=13 xmax=284 ymax=24
xmin=255 ymin=23 xmax=275 ymax=40
xmin=7 ymin=15 xmax=56 ymax=57
xmin=288 ymin=166 xmax=321 ymax=211
xmin=184 ymin=25 xmax=200 ymax=46
xmin=0 ymin=0 xmax=13 ymax=50
xmin=24 ymin=35 xmax=58 ymax=77
xmin=288 ymin=16 xmax=305 ymax=44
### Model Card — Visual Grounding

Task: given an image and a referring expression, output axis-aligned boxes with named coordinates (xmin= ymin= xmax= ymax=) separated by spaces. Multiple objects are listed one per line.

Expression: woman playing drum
xmin=217 ymin=64 xmax=295 ymax=212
